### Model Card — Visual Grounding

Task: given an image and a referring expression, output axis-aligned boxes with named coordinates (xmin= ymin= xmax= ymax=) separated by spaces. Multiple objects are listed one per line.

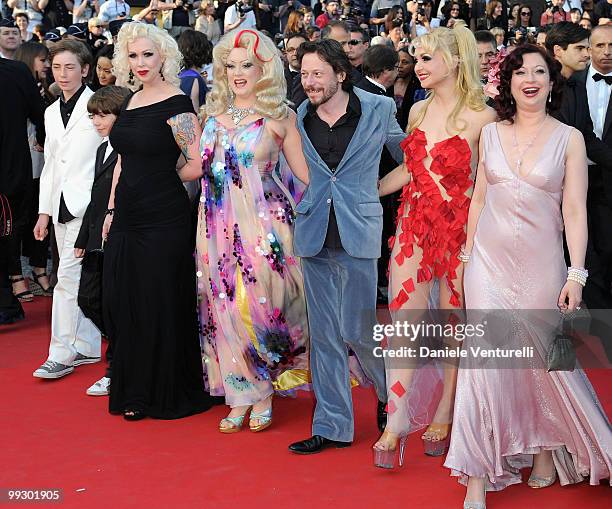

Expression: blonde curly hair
xmin=408 ymin=22 xmax=486 ymax=134
xmin=205 ymin=29 xmax=288 ymax=120
xmin=113 ymin=22 xmax=182 ymax=91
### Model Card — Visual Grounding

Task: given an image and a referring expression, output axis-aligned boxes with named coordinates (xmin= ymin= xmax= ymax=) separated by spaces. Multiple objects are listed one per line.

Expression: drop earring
xmin=548 ymin=90 xmax=552 ymax=103
xmin=160 ymin=67 xmax=165 ymax=81
xmin=128 ymin=70 xmax=134 ymax=85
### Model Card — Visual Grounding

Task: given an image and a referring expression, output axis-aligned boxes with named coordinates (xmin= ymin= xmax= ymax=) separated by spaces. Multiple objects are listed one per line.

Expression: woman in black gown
xmin=102 ymin=22 xmax=212 ymax=420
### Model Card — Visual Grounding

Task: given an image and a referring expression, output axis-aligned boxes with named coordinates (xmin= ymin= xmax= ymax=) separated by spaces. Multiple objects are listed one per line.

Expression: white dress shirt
xmin=586 ymin=64 xmax=612 ymax=140
xmin=103 ymin=137 xmax=114 ymax=164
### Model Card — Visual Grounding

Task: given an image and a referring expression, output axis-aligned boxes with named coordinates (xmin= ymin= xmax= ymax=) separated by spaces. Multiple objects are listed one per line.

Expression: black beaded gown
xmin=104 ymin=94 xmax=212 ymax=419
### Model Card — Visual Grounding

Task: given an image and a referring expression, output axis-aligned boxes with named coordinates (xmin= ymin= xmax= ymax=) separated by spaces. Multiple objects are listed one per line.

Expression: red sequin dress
xmin=389 ymin=128 xmax=473 ymax=310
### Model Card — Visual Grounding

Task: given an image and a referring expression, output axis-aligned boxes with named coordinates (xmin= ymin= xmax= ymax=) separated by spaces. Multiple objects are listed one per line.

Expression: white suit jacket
xmin=39 ymin=86 xmax=102 ymax=223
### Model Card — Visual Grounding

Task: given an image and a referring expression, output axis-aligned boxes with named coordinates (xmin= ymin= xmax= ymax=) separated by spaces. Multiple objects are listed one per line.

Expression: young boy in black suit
xmin=74 ymin=85 xmax=131 ymax=396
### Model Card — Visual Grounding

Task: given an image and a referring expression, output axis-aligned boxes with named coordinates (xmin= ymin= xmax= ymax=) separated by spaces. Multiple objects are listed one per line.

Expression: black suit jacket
xmin=572 ymin=68 xmax=612 ymax=202
xmin=551 ymin=71 xmax=609 ymax=168
xmin=75 ymin=141 xmax=117 ymax=252
xmin=284 ymin=66 xmax=299 ymax=101
xmin=355 ymin=76 xmax=389 ymax=96
xmin=0 ymin=58 xmax=44 ymax=200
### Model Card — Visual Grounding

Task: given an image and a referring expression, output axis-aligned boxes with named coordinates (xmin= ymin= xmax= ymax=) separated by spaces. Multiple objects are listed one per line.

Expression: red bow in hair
xmin=233 ymin=29 xmax=272 ymax=62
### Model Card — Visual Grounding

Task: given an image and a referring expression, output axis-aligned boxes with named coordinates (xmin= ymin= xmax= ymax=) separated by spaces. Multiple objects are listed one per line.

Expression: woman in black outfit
xmin=102 ymin=22 xmax=212 ymax=420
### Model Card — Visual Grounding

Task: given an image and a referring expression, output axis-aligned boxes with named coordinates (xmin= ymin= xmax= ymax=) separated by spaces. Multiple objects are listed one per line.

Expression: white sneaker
xmin=86 ymin=376 xmax=111 ymax=396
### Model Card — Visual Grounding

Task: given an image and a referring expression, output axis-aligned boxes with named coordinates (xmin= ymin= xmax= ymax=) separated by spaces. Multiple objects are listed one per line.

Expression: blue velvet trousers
xmin=301 ymin=247 xmax=387 ymax=442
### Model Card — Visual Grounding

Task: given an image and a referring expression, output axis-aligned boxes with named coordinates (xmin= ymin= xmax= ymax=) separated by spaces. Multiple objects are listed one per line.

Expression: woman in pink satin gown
xmin=446 ymin=45 xmax=612 ymax=509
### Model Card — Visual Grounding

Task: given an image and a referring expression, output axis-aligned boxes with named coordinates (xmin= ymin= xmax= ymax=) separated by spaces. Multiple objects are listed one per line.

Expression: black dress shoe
xmin=288 ymin=435 xmax=352 ymax=454
xmin=377 ymin=400 xmax=387 ymax=432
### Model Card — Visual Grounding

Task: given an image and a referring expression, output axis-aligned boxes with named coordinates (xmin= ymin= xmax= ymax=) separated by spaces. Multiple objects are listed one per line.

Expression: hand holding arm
xmin=378 ymin=163 xmax=410 ymax=196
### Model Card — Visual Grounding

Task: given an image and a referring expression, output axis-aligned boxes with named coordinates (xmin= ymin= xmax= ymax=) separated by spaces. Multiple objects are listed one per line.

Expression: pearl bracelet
xmin=567 ymin=267 xmax=588 ymax=286
xmin=458 ymin=249 xmax=470 ymax=263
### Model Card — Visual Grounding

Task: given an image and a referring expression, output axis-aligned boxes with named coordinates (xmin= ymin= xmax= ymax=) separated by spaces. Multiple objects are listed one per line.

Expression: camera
xmin=417 ymin=0 xmax=425 ymax=16
xmin=545 ymin=0 xmax=553 ymax=8
xmin=237 ymin=2 xmax=253 ymax=16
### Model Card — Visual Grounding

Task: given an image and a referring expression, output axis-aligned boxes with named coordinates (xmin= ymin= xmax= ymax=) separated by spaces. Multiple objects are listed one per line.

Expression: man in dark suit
xmin=357 ymin=44 xmax=398 ymax=96
xmin=579 ymin=24 xmax=612 ymax=311
xmin=546 ymin=23 xmax=609 ymax=167
xmin=547 ymin=22 xmax=612 ymax=359
xmin=283 ymin=32 xmax=308 ymax=103
xmin=0 ymin=57 xmax=44 ymax=324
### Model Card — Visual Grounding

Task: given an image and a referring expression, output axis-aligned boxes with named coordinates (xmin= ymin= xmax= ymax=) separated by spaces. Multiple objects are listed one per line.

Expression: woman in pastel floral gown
xmin=196 ymin=29 xmax=310 ymax=433
xmin=446 ymin=45 xmax=611 ymax=509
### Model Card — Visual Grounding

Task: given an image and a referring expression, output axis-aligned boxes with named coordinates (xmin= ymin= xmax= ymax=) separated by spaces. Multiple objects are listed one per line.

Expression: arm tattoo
xmin=169 ymin=113 xmax=196 ymax=161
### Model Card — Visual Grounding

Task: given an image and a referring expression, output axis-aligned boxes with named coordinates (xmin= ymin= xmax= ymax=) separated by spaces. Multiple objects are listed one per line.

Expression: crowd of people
xmin=0 ymin=0 xmax=611 ymax=507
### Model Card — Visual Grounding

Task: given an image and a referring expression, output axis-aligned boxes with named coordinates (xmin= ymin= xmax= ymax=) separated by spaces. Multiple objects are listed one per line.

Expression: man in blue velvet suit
xmin=288 ymin=40 xmax=406 ymax=455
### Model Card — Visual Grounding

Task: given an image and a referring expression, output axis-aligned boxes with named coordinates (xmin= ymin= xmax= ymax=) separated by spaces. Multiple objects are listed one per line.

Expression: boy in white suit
xmin=33 ymin=40 xmax=102 ymax=379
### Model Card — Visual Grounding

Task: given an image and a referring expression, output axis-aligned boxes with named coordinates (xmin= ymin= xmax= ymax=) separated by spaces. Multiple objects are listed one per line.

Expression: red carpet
xmin=1 ymin=299 xmax=610 ymax=509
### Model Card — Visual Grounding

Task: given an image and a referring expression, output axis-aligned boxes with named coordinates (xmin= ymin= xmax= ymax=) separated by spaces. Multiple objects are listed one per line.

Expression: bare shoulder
xmin=567 ymin=125 xmax=585 ymax=149
xmin=408 ymin=99 xmax=427 ymax=121
xmin=268 ymin=109 xmax=297 ymax=136
xmin=472 ymin=106 xmax=497 ymax=128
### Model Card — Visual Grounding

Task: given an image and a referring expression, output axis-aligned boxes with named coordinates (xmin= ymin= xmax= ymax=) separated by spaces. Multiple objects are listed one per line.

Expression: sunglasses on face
xmin=521 ymin=11 xmax=531 ymax=15
xmin=347 ymin=39 xmax=363 ymax=46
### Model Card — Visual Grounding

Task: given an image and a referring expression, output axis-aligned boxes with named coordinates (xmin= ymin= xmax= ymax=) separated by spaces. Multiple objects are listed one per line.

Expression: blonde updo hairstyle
xmin=205 ymin=29 xmax=288 ymax=120
xmin=113 ymin=22 xmax=182 ymax=91
xmin=408 ymin=22 xmax=486 ymax=134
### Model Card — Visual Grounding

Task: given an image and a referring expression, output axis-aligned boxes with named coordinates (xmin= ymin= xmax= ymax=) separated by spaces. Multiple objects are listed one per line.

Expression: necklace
xmin=512 ymin=114 xmax=548 ymax=174
xmin=227 ymin=100 xmax=255 ymax=126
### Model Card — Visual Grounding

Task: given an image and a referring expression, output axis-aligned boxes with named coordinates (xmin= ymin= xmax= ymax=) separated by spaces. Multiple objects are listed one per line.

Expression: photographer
xmin=224 ymin=0 xmax=256 ymax=31
xmin=162 ymin=0 xmax=199 ymax=38
xmin=315 ymin=0 xmax=338 ymax=28
xmin=408 ymin=0 xmax=440 ymax=37
xmin=541 ymin=0 xmax=570 ymax=25
xmin=276 ymin=0 xmax=304 ymax=34
xmin=338 ymin=0 xmax=361 ymax=24
xmin=87 ymin=17 xmax=108 ymax=50
xmin=97 ymin=0 xmax=131 ymax=23
xmin=370 ymin=0 xmax=405 ymax=32
xmin=72 ymin=0 xmax=100 ymax=24
xmin=195 ymin=0 xmax=220 ymax=44
xmin=383 ymin=5 xmax=404 ymax=33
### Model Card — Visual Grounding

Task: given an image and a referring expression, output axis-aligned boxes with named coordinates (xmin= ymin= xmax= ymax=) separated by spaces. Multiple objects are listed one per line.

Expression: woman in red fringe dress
xmin=373 ymin=24 xmax=496 ymax=466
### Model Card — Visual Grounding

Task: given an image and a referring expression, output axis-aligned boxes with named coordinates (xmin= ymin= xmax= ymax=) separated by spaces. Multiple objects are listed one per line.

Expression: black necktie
xmin=593 ymin=73 xmax=612 ymax=85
